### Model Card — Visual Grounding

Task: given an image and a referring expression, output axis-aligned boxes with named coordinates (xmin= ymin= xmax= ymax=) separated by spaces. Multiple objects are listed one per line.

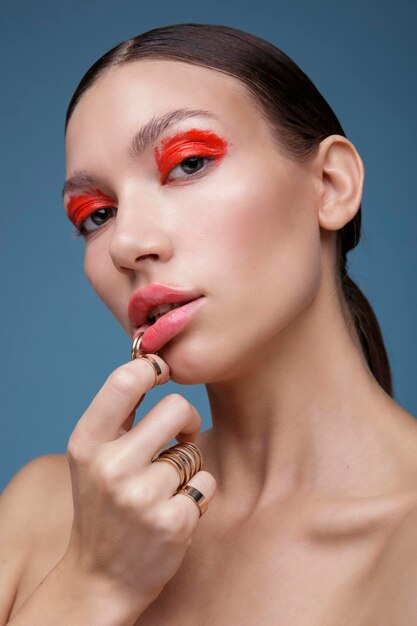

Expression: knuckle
xmin=66 ymin=432 xmax=93 ymax=467
xmin=130 ymin=483 xmax=157 ymax=510
xmin=165 ymin=393 xmax=193 ymax=415
xmin=95 ymin=457 xmax=123 ymax=491
xmin=152 ymin=507 xmax=186 ymax=540
xmin=107 ymin=367 xmax=138 ymax=397
xmin=176 ymin=508 xmax=192 ymax=535
xmin=111 ymin=483 xmax=153 ymax=513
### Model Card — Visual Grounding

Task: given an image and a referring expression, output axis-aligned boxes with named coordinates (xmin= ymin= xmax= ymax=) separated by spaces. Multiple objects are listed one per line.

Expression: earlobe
xmin=316 ymin=135 xmax=364 ymax=231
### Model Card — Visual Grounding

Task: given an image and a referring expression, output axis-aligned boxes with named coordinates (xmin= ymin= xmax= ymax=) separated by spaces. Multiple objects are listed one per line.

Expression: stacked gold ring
xmin=151 ymin=441 xmax=203 ymax=491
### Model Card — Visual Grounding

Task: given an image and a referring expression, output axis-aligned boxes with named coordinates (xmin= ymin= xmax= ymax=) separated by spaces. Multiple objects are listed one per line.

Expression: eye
xmin=80 ymin=206 xmax=117 ymax=234
xmin=167 ymin=156 xmax=211 ymax=181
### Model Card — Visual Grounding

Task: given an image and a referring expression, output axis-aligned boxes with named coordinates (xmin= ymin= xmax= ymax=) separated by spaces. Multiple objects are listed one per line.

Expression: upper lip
xmin=128 ymin=283 xmax=203 ymax=328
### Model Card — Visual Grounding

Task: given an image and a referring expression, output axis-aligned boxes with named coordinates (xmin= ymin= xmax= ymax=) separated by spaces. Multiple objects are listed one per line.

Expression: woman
xmin=2 ymin=23 xmax=417 ymax=625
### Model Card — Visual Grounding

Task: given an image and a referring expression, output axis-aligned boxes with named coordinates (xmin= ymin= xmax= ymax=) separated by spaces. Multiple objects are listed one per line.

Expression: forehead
xmin=65 ymin=59 xmax=270 ymax=163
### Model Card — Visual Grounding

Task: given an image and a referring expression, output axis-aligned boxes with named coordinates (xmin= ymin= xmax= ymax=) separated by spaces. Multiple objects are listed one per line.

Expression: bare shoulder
xmin=0 ymin=453 xmax=72 ymax=553
xmin=0 ymin=454 xmax=72 ymax=623
xmin=0 ymin=453 xmax=71 ymax=528
xmin=382 ymin=407 xmax=417 ymax=607
xmin=1 ymin=454 xmax=71 ymax=521
xmin=350 ymin=401 xmax=417 ymax=626
xmin=371 ymin=489 xmax=417 ymax=624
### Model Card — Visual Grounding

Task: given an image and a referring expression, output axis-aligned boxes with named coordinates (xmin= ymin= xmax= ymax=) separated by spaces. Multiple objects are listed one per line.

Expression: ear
xmin=315 ymin=135 xmax=364 ymax=231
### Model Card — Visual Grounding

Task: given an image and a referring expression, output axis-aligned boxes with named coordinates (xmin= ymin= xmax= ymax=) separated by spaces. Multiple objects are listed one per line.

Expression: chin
xmin=159 ymin=334 xmax=230 ymax=385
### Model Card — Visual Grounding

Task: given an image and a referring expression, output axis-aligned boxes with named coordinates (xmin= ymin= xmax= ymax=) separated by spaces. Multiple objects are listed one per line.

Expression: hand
xmin=63 ymin=353 xmax=217 ymax=613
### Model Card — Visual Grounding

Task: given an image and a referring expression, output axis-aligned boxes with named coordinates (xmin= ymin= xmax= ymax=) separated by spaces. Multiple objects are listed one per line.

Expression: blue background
xmin=1 ymin=0 xmax=416 ymax=491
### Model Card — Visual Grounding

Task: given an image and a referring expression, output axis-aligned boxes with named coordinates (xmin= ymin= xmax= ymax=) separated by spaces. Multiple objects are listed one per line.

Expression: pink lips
xmin=128 ymin=283 xmax=205 ymax=353
xmin=135 ymin=297 xmax=205 ymax=353
xmin=128 ymin=283 xmax=203 ymax=328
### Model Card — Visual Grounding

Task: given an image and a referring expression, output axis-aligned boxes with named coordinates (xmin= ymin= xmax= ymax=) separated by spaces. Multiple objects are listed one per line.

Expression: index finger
xmin=72 ymin=354 xmax=170 ymax=446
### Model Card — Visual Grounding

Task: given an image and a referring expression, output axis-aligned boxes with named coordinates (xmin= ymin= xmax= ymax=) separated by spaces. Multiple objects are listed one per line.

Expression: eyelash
xmin=71 ymin=207 xmax=117 ymax=239
xmin=71 ymin=155 xmax=213 ymax=238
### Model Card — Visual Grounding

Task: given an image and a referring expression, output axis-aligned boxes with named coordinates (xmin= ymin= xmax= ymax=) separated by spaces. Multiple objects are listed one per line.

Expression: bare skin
xmin=4 ymin=429 xmax=417 ymax=625
xmin=1 ymin=59 xmax=417 ymax=625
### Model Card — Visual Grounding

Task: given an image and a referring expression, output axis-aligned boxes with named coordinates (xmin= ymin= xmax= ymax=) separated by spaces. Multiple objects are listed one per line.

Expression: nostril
xmin=135 ymin=253 xmax=159 ymax=262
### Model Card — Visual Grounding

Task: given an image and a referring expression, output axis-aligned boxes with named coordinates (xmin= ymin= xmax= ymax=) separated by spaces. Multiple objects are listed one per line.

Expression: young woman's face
xmin=64 ymin=60 xmax=322 ymax=383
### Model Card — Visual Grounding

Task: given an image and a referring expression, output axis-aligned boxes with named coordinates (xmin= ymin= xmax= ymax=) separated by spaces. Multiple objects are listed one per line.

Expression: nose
xmin=109 ymin=195 xmax=173 ymax=272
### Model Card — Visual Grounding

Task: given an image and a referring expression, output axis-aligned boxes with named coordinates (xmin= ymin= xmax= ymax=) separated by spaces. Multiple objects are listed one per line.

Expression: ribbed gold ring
xmin=153 ymin=455 xmax=186 ymax=486
xmin=180 ymin=442 xmax=203 ymax=473
xmin=162 ymin=450 xmax=193 ymax=484
xmin=152 ymin=442 xmax=203 ymax=490
xmin=176 ymin=485 xmax=208 ymax=517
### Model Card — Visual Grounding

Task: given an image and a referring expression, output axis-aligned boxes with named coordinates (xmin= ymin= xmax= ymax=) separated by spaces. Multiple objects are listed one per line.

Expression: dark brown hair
xmin=65 ymin=23 xmax=392 ymax=395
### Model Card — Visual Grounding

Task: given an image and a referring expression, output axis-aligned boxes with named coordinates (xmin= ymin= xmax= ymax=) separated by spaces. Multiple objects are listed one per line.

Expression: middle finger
xmin=111 ymin=393 xmax=203 ymax=467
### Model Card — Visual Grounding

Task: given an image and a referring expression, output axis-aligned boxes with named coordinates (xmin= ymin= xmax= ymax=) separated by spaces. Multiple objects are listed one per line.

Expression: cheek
xmin=84 ymin=241 xmax=106 ymax=295
xmin=241 ymin=182 xmax=321 ymax=297
xmin=190 ymin=158 xmax=322 ymax=355
xmin=194 ymin=157 xmax=320 ymax=286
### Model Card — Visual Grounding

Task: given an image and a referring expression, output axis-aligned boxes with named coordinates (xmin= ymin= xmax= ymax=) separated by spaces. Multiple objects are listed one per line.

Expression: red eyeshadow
xmin=154 ymin=128 xmax=228 ymax=182
xmin=67 ymin=189 xmax=115 ymax=229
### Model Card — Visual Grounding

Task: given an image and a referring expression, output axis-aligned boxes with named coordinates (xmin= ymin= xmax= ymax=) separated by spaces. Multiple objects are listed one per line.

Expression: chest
xmin=11 ymin=509 xmax=397 ymax=626
xmin=133 ymin=520 xmax=385 ymax=626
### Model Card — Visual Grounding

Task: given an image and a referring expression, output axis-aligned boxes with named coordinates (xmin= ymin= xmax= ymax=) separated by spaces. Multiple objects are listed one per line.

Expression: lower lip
xmin=135 ymin=297 xmax=205 ymax=353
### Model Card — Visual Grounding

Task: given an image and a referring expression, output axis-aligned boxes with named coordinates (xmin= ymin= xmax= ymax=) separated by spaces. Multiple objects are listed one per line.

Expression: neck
xmin=202 ymin=276 xmax=408 ymax=517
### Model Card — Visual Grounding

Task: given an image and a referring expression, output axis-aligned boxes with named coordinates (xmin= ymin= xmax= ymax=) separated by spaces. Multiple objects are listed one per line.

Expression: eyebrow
xmin=62 ymin=108 xmax=217 ymax=199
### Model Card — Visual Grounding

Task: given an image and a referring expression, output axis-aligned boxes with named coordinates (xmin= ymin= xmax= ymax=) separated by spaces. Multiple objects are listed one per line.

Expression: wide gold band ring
xmin=136 ymin=355 xmax=162 ymax=389
xmin=176 ymin=485 xmax=209 ymax=517
xmin=151 ymin=441 xmax=203 ymax=491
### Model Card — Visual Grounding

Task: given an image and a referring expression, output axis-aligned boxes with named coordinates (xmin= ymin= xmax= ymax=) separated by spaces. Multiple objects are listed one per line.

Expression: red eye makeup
xmin=65 ymin=129 xmax=228 ymax=233
xmin=66 ymin=189 xmax=116 ymax=230
xmin=154 ymin=128 xmax=228 ymax=183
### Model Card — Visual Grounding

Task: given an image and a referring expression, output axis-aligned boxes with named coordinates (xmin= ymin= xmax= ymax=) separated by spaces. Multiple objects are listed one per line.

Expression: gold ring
xmin=153 ymin=455 xmax=186 ymax=485
xmin=136 ymin=355 xmax=162 ymax=389
xmin=152 ymin=442 xmax=203 ymax=490
xmin=131 ymin=332 xmax=160 ymax=361
xmin=176 ymin=485 xmax=208 ymax=517
xmin=131 ymin=332 xmax=145 ymax=360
